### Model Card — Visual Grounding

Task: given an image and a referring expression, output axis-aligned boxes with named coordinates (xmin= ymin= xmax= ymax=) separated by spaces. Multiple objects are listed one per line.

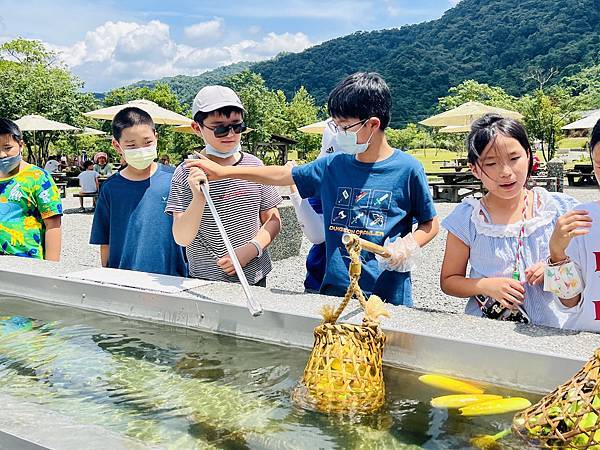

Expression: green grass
xmin=406 ymin=148 xmax=466 ymax=172
xmin=558 ymin=137 xmax=588 ymax=149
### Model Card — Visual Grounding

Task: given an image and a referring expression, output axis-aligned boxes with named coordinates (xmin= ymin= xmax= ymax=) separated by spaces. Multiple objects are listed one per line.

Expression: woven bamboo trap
xmin=293 ymin=234 xmax=390 ymax=414
xmin=513 ymin=349 xmax=600 ymax=449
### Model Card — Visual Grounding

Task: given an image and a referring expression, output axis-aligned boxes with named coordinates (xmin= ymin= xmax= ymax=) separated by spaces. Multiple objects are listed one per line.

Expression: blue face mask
xmin=334 ymin=123 xmax=374 ymax=155
xmin=204 ymin=142 xmax=241 ymax=159
xmin=0 ymin=152 xmax=22 ymax=175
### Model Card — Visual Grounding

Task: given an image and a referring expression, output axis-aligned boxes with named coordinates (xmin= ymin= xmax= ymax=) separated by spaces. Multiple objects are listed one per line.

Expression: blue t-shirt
xmin=292 ymin=150 xmax=436 ymax=306
xmin=90 ymin=164 xmax=187 ymax=277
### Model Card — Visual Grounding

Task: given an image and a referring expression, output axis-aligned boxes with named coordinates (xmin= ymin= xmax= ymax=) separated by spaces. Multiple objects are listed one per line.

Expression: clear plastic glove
xmin=375 ymin=234 xmax=421 ymax=272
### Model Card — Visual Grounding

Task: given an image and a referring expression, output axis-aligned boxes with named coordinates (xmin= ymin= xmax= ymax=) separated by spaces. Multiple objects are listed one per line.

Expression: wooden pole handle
xmin=342 ymin=233 xmax=391 ymax=258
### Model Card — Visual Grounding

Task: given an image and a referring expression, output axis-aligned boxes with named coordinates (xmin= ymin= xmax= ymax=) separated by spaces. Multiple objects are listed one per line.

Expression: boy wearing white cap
xmin=165 ymin=86 xmax=282 ymax=286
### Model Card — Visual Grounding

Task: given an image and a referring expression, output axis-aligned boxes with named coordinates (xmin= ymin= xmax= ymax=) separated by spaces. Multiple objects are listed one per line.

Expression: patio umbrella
xmin=298 ymin=120 xmax=329 ymax=134
xmin=172 ymin=122 xmax=195 ymax=134
xmin=419 ymin=101 xmax=523 ymax=128
xmin=562 ymin=109 xmax=600 ymax=130
xmin=77 ymin=126 xmax=106 ymax=136
xmin=438 ymin=124 xmax=472 ymax=133
xmin=15 ymin=114 xmax=79 ymax=132
xmin=15 ymin=115 xmax=79 ymax=163
xmin=84 ymin=99 xmax=190 ymax=125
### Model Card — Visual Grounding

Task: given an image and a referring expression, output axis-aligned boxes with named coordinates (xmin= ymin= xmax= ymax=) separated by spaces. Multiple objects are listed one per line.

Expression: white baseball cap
xmin=192 ymin=86 xmax=245 ymax=118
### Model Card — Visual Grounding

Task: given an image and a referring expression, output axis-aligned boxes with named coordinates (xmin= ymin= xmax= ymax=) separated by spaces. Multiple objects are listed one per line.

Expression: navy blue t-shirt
xmin=90 ymin=164 xmax=187 ymax=277
xmin=292 ymin=150 xmax=436 ymax=306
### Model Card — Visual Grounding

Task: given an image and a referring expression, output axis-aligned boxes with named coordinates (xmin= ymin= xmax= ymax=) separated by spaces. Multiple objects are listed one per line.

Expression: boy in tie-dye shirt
xmin=0 ymin=119 xmax=62 ymax=260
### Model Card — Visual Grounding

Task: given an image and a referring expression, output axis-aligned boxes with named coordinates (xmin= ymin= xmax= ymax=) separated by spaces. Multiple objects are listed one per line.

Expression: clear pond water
xmin=0 ymin=295 xmax=540 ymax=449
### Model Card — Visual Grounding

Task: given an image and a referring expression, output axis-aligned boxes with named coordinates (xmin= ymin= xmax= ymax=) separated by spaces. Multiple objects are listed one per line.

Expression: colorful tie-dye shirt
xmin=0 ymin=164 xmax=62 ymax=259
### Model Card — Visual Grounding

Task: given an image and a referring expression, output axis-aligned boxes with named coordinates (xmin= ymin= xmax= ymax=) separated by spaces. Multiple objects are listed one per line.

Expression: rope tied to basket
xmin=293 ymin=233 xmax=390 ymax=414
xmin=320 ymin=235 xmax=390 ymax=327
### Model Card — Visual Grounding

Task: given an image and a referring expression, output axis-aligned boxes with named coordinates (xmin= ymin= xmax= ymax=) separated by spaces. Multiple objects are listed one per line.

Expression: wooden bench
xmin=527 ymin=176 xmax=559 ymax=192
xmin=55 ymin=182 xmax=67 ymax=199
xmin=73 ymin=192 xmax=98 ymax=209
xmin=430 ymin=182 xmax=485 ymax=203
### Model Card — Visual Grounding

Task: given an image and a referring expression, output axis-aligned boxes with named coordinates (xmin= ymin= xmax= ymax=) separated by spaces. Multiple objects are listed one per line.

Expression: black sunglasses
xmin=202 ymin=121 xmax=247 ymax=138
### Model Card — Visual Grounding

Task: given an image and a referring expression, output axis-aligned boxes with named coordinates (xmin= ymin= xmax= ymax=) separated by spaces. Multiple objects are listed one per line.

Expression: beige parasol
xmin=84 ymin=99 xmax=191 ymax=125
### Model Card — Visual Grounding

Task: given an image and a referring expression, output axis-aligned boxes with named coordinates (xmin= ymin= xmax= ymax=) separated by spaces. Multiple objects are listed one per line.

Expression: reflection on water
xmin=0 ymin=296 xmax=539 ymax=449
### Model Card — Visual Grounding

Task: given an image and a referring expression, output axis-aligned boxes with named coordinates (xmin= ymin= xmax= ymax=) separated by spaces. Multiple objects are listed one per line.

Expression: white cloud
xmin=248 ymin=25 xmax=261 ymax=35
xmin=45 ymin=20 xmax=313 ymax=91
xmin=383 ymin=0 xmax=401 ymax=17
xmin=184 ymin=18 xmax=224 ymax=41
xmin=449 ymin=0 xmax=462 ymax=5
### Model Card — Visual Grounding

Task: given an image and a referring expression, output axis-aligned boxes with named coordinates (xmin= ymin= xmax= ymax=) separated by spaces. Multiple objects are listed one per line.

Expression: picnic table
xmin=427 ymin=171 xmax=484 ymax=202
xmin=427 ymin=171 xmax=475 ymax=184
xmin=567 ymin=164 xmax=596 ymax=186
xmin=434 ymin=158 xmax=470 ymax=172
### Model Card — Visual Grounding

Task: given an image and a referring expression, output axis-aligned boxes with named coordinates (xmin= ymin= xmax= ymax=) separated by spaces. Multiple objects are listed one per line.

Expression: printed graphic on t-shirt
xmin=331 ymin=207 xmax=349 ymax=226
xmin=0 ymin=165 xmax=61 ymax=259
xmin=367 ymin=209 xmax=387 ymax=229
xmin=371 ymin=190 xmax=392 ymax=210
xmin=336 ymin=187 xmax=351 ymax=206
xmin=331 ymin=188 xmax=391 ymax=235
xmin=350 ymin=208 xmax=368 ymax=228
xmin=352 ymin=188 xmax=371 ymax=207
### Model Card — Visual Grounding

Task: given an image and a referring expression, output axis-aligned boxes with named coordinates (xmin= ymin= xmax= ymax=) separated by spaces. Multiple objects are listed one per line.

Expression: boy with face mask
xmin=166 ymin=86 xmax=282 ymax=286
xmin=186 ymin=73 xmax=439 ymax=306
xmin=89 ymin=107 xmax=186 ymax=276
xmin=0 ymin=118 xmax=62 ymax=261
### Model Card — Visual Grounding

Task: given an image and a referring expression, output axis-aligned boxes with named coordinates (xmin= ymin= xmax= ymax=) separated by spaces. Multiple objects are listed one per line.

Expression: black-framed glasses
xmin=202 ymin=122 xmax=247 ymax=138
xmin=327 ymin=119 xmax=367 ymax=134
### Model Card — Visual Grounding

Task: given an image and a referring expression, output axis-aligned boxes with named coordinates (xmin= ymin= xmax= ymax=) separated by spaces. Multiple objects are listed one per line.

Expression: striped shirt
xmin=165 ymin=152 xmax=282 ymax=284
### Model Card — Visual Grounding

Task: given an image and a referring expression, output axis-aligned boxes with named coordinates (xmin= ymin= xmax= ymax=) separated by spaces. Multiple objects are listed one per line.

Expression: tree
xmin=223 ymin=71 xmax=280 ymax=153
xmin=520 ymin=87 xmax=576 ymax=161
xmin=437 ymin=80 xmax=518 ymax=111
xmin=561 ymin=63 xmax=600 ymax=110
xmin=386 ymin=124 xmax=431 ymax=150
xmin=103 ymin=83 xmax=197 ymax=161
xmin=224 ymin=71 xmax=321 ymax=161
xmin=285 ymin=87 xmax=321 ymax=159
xmin=0 ymin=38 xmax=97 ymax=164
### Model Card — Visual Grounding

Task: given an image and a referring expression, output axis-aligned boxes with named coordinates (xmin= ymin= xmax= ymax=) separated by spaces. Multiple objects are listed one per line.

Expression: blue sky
xmin=0 ymin=0 xmax=460 ymax=92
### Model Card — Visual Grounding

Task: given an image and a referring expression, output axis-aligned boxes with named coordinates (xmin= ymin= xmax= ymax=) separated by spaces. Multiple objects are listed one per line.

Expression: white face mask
xmin=204 ymin=142 xmax=241 ymax=159
xmin=123 ymin=144 xmax=157 ymax=170
xmin=334 ymin=123 xmax=374 ymax=155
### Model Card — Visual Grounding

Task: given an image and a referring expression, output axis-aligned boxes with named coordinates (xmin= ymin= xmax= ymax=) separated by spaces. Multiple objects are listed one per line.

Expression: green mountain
xmin=252 ymin=0 xmax=600 ymax=126
xmin=130 ymin=61 xmax=253 ymax=104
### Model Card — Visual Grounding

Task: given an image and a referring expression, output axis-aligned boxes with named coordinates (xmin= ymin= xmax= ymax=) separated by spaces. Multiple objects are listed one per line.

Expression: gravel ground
xmin=60 ymin=186 xmax=599 ymax=315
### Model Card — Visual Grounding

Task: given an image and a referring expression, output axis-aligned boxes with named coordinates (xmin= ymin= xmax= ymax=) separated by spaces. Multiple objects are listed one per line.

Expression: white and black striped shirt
xmin=165 ymin=153 xmax=282 ymax=284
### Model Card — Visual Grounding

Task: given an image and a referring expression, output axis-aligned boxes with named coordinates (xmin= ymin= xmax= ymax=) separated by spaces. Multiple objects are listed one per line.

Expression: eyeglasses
xmin=327 ymin=119 xmax=368 ymax=135
xmin=201 ymin=121 xmax=247 ymax=138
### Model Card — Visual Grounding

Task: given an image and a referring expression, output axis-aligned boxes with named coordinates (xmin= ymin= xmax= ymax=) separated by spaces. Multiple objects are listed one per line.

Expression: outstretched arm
xmin=185 ymin=153 xmax=293 ymax=186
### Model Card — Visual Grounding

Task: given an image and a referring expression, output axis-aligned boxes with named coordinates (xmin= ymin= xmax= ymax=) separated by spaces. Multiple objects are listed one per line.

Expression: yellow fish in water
xmin=460 ymin=397 xmax=531 ymax=416
xmin=418 ymin=374 xmax=484 ymax=394
xmin=431 ymin=394 xmax=502 ymax=409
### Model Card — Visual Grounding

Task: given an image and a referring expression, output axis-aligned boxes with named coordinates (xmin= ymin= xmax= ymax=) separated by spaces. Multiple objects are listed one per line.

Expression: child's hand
xmin=185 ymin=153 xmax=228 ymax=181
xmin=549 ymin=210 xmax=592 ymax=262
xmin=525 ymin=262 xmax=545 ymax=286
xmin=187 ymin=167 xmax=208 ymax=198
xmin=216 ymin=243 xmax=258 ymax=276
xmin=480 ymin=277 xmax=525 ymax=309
